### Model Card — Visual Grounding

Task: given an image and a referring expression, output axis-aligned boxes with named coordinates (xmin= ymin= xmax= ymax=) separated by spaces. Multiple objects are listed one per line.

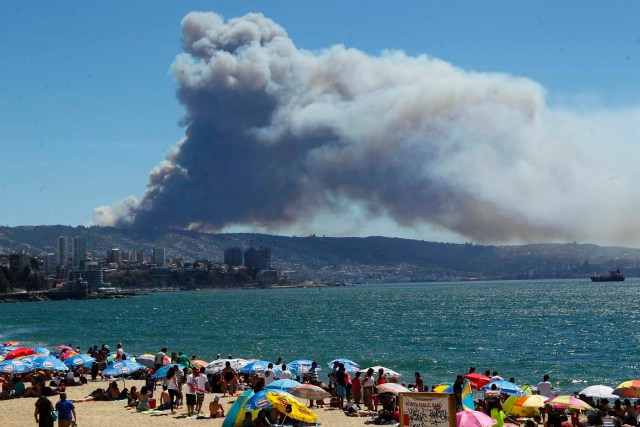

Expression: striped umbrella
xmin=376 ymin=383 xmax=411 ymax=394
xmin=613 ymin=380 xmax=640 ymax=398
xmin=545 ymin=395 xmax=593 ymax=410
xmin=503 ymin=395 xmax=546 ymax=416
xmin=134 ymin=354 xmax=156 ymax=368
xmin=290 ymin=384 xmax=331 ymax=400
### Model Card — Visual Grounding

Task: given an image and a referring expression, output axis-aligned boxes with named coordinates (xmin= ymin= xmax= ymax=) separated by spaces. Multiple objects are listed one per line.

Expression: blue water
xmin=1 ymin=280 xmax=638 ymax=393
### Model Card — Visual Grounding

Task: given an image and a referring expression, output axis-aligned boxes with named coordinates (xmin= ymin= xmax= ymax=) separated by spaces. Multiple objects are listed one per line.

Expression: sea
xmin=1 ymin=279 xmax=639 ymax=394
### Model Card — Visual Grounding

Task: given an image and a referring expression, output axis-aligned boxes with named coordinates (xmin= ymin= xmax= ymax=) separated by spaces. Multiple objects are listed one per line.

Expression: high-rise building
xmin=73 ymin=236 xmax=87 ymax=266
xmin=70 ymin=261 xmax=110 ymax=291
xmin=106 ymin=248 xmax=123 ymax=265
xmin=224 ymin=247 xmax=243 ymax=267
xmin=57 ymin=236 xmax=69 ymax=267
xmin=244 ymin=247 xmax=271 ymax=271
xmin=9 ymin=252 xmax=30 ymax=275
xmin=43 ymin=253 xmax=57 ymax=275
xmin=152 ymin=247 xmax=165 ymax=266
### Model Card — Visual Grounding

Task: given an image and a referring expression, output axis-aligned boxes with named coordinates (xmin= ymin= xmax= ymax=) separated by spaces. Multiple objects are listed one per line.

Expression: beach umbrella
xmin=239 ymin=360 xmax=280 ymax=375
xmin=465 ymin=373 xmax=492 ymax=390
xmin=191 ymin=359 xmax=208 ymax=368
xmin=266 ymin=390 xmax=317 ymax=424
xmin=358 ymin=366 xmax=401 ymax=378
xmin=243 ymin=389 xmax=296 ymax=410
xmin=0 ymin=359 xmax=33 ymax=374
xmin=503 ymin=395 xmax=545 ymax=417
xmin=33 ymin=347 xmax=51 ymax=356
xmin=4 ymin=347 xmax=36 ymax=360
xmin=64 ymin=354 xmax=95 ymax=367
xmin=103 ymin=360 xmax=145 ymax=378
xmin=3 ymin=341 xmax=19 ymax=347
xmin=288 ymin=359 xmax=318 ymax=376
xmin=580 ymin=385 xmax=617 ymax=399
xmin=457 ymin=410 xmax=497 ymax=427
xmin=222 ymin=389 xmax=255 ymax=427
xmin=480 ymin=380 xmax=525 ymax=396
xmin=434 ymin=382 xmax=453 ymax=393
xmin=545 ymin=395 xmax=593 ymax=410
xmin=152 ymin=363 xmax=185 ymax=379
xmin=265 ymin=379 xmax=301 ymax=392
xmin=290 ymin=383 xmax=331 ymax=400
xmin=56 ymin=345 xmax=73 ymax=353
xmin=32 ymin=356 xmax=68 ymax=372
xmin=134 ymin=354 xmax=156 ymax=369
xmin=377 ymin=383 xmax=411 ymax=394
xmin=60 ymin=351 xmax=78 ymax=361
xmin=204 ymin=358 xmax=249 ymax=374
xmin=613 ymin=380 xmax=640 ymax=398
xmin=328 ymin=358 xmax=360 ymax=373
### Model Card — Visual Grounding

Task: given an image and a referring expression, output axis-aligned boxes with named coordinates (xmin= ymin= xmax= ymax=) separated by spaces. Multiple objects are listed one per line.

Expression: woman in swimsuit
xmin=221 ymin=361 xmax=236 ymax=397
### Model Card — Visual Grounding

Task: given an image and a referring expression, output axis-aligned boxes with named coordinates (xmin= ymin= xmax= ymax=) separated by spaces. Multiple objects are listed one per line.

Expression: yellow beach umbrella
xmin=266 ymin=391 xmax=317 ymax=424
xmin=503 ymin=395 xmax=546 ymax=416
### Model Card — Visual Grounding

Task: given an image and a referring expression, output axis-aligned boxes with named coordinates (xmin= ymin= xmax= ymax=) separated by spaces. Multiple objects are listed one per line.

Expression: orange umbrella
xmin=191 ymin=359 xmax=208 ymax=368
xmin=3 ymin=341 xmax=20 ymax=347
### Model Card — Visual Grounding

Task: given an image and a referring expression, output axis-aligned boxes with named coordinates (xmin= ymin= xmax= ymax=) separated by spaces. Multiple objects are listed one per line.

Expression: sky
xmin=1 ymin=1 xmax=639 ymax=245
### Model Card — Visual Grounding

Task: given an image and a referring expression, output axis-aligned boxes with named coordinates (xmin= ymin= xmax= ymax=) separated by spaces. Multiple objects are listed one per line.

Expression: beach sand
xmin=2 ymin=380 xmax=375 ymax=427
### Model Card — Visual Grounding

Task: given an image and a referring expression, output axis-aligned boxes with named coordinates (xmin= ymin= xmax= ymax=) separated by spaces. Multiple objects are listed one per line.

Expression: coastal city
xmin=0 ymin=235 xmax=304 ymax=301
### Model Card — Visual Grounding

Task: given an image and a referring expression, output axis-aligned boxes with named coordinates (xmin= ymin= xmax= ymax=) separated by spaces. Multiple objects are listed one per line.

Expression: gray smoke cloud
xmin=93 ymin=11 xmax=640 ymax=245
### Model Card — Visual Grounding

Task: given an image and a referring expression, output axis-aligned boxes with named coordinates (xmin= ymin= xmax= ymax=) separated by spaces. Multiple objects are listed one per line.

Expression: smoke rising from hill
xmin=93 ymin=12 xmax=640 ymax=245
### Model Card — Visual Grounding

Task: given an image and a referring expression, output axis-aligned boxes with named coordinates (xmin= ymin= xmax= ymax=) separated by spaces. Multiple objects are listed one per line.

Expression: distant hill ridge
xmin=1 ymin=225 xmax=639 ymax=282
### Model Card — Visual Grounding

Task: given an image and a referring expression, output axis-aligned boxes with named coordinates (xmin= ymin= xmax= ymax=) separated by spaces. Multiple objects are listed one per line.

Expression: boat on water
xmin=590 ymin=269 xmax=625 ymax=282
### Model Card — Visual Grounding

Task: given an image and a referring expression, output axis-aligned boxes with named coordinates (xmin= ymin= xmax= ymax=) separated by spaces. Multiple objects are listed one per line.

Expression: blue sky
xmin=1 ymin=1 xmax=639 ymax=234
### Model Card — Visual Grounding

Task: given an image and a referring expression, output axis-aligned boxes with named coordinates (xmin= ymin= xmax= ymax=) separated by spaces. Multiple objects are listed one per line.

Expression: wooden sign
xmin=399 ymin=392 xmax=456 ymax=427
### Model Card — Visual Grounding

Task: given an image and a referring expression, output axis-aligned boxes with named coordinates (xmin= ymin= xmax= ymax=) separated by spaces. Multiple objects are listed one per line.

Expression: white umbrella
xmin=290 ymin=384 xmax=331 ymax=400
xmin=204 ymin=358 xmax=249 ymax=374
xmin=579 ymin=385 xmax=617 ymax=399
xmin=358 ymin=366 xmax=401 ymax=378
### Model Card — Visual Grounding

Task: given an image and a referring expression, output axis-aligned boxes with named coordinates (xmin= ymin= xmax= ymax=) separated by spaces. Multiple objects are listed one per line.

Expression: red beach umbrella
xmin=613 ymin=380 xmax=640 ymax=398
xmin=464 ymin=373 xmax=491 ymax=390
xmin=5 ymin=347 xmax=36 ymax=360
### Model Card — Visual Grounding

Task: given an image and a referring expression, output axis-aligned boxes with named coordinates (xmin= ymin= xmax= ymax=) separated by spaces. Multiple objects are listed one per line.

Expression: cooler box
xmin=148 ymin=398 xmax=156 ymax=409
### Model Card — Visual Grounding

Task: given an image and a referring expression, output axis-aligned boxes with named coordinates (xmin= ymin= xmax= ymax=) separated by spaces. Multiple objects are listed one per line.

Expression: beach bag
xmin=51 ymin=411 xmax=58 ymax=421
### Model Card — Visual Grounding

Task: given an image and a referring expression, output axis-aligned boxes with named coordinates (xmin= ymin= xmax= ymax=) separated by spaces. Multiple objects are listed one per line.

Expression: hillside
xmin=1 ymin=226 xmax=639 ymax=282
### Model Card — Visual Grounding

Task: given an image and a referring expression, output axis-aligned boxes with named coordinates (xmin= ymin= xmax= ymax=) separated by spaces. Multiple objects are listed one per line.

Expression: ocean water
xmin=1 ymin=279 xmax=639 ymax=393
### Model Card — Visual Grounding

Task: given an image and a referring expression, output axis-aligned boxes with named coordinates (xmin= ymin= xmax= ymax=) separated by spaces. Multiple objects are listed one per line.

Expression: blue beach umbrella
xmin=481 ymin=380 xmax=525 ymax=396
xmin=243 ymin=389 xmax=296 ymax=410
xmin=103 ymin=360 xmax=144 ymax=377
xmin=265 ymin=379 xmax=301 ymax=392
xmin=64 ymin=354 xmax=95 ymax=367
xmin=33 ymin=347 xmax=51 ymax=356
xmin=239 ymin=360 xmax=280 ymax=375
xmin=288 ymin=360 xmax=320 ymax=377
xmin=0 ymin=359 xmax=33 ymax=374
xmin=152 ymin=363 xmax=185 ymax=379
xmin=32 ymin=356 xmax=68 ymax=372
xmin=327 ymin=358 xmax=361 ymax=373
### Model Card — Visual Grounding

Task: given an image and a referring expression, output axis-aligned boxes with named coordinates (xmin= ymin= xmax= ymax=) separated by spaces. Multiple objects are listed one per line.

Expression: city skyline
xmin=2 ymin=1 xmax=639 ymax=246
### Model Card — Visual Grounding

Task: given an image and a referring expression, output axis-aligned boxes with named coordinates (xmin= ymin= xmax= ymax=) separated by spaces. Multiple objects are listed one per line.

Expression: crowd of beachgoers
xmin=2 ymin=341 xmax=639 ymax=427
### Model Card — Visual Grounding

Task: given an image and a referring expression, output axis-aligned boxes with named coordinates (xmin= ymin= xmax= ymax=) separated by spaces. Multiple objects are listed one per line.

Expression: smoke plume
xmin=93 ymin=11 xmax=640 ymax=245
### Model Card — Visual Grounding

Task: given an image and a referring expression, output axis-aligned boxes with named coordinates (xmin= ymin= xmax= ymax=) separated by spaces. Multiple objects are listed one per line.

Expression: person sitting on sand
xmin=252 ymin=377 xmax=265 ymax=393
xmin=242 ymin=411 xmax=257 ymax=427
xmin=105 ymin=381 xmax=120 ymax=400
xmin=12 ymin=376 xmax=26 ymax=397
xmin=137 ymin=386 xmax=150 ymax=411
xmin=158 ymin=384 xmax=171 ymax=410
xmin=209 ymin=396 xmax=225 ymax=418
xmin=127 ymin=386 xmax=139 ymax=407
xmin=255 ymin=409 xmax=272 ymax=427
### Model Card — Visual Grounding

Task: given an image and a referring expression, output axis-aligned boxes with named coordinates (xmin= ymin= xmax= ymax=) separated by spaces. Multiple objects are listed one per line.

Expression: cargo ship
xmin=590 ymin=269 xmax=625 ymax=282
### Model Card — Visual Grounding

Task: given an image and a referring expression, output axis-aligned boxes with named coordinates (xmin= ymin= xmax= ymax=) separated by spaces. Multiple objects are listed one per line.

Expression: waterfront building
xmin=106 ymin=248 xmax=123 ymax=265
xmin=43 ymin=253 xmax=56 ymax=275
xmin=244 ymin=247 xmax=271 ymax=271
xmin=57 ymin=236 xmax=69 ymax=266
xmin=152 ymin=247 xmax=165 ymax=266
xmin=70 ymin=261 xmax=110 ymax=291
xmin=224 ymin=247 xmax=243 ymax=266
xmin=73 ymin=236 xmax=87 ymax=266
xmin=9 ymin=252 xmax=30 ymax=275
xmin=256 ymin=269 xmax=278 ymax=285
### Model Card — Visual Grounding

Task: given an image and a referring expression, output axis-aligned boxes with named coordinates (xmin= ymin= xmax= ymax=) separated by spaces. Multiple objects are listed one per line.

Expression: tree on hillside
xmin=0 ymin=267 xmax=12 ymax=293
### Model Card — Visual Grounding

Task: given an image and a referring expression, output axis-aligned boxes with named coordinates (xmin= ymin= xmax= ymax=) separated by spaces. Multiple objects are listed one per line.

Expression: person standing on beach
xmin=166 ymin=366 xmax=179 ymax=414
xmin=264 ymin=363 xmax=276 ymax=386
xmin=155 ymin=348 xmax=167 ymax=372
xmin=414 ymin=372 xmax=425 ymax=392
xmin=195 ymin=368 xmax=208 ymax=413
xmin=54 ymin=393 xmax=77 ymax=427
xmin=279 ymin=364 xmax=292 ymax=380
xmin=538 ymin=375 xmax=553 ymax=397
xmin=453 ymin=375 xmax=464 ymax=411
xmin=185 ymin=369 xmax=198 ymax=416
xmin=362 ymin=368 xmax=376 ymax=411
xmin=352 ymin=372 xmax=362 ymax=404
xmin=376 ymin=368 xmax=387 ymax=385
xmin=307 ymin=361 xmax=320 ymax=408
xmin=34 ymin=395 xmax=54 ymax=427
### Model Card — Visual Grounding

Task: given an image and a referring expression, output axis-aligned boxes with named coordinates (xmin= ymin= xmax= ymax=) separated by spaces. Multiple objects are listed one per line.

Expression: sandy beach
xmin=2 ymin=379 xmax=375 ymax=427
